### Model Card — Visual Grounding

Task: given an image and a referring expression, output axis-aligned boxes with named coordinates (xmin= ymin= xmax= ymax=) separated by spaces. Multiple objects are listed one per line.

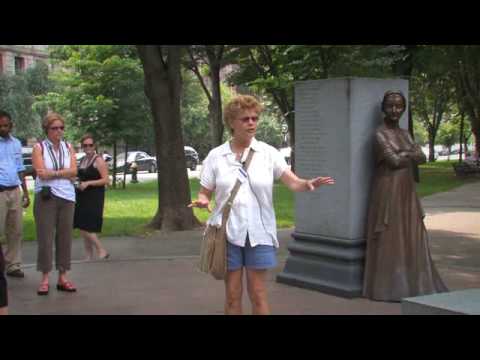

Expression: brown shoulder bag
xmin=198 ymin=149 xmax=254 ymax=280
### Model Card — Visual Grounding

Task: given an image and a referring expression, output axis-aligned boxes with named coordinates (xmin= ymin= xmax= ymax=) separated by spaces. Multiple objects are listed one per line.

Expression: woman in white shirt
xmin=190 ymin=95 xmax=335 ymax=315
xmin=32 ymin=113 xmax=78 ymax=296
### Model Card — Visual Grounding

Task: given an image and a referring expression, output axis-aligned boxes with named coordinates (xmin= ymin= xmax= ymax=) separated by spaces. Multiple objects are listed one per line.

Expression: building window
xmin=15 ymin=56 xmax=25 ymax=74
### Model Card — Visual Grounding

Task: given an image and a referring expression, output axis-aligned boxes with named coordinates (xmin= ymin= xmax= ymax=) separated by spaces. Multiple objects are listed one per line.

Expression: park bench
xmin=452 ymin=161 xmax=480 ymax=178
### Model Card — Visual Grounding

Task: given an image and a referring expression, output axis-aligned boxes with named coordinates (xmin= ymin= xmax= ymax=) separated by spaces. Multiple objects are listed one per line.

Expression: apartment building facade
xmin=0 ymin=45 xmax=49 ymax=75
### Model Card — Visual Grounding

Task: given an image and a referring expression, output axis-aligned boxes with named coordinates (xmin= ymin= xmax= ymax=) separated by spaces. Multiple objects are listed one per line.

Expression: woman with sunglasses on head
xmin=189 ymin=95 xmax=335 ymax=315
xmin=32 ymin=113 xmax=78 ymax=295
xmin=73 ymin=134 xmax=109 ymax=261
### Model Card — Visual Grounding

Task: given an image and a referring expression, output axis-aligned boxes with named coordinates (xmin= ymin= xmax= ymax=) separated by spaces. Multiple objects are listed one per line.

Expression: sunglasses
xmin=49 ymin=126 xmax=65 ymax=131
xmin=82 ymin=143 xmax=95 ymax=148
xmin=239 ymin=116 xmax=259 ymax=123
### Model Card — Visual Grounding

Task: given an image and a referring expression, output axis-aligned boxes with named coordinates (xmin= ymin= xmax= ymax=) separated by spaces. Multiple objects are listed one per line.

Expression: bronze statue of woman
xmin=363 ymin=90 xmax=448 ymax=302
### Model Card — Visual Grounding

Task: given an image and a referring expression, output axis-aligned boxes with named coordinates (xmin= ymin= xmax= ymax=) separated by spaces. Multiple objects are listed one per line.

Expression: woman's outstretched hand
xmin=307 ymin=176 xmax=335 ymax=191
xmin=188 ymin=199 xmax=212 ymax=213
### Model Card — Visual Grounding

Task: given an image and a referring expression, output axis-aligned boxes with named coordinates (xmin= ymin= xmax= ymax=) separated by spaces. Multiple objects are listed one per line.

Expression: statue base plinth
xmin=276 ymin=232 xmax=365 ymax=298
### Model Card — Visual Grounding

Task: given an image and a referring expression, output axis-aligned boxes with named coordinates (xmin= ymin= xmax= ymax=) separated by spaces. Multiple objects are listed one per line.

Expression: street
xmin=25 ymin=166 xmax=203 ymax=190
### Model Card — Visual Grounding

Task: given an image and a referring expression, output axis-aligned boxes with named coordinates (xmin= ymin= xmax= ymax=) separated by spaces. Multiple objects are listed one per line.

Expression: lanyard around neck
xmin=46 ymin=141 xmax=65 ymax=171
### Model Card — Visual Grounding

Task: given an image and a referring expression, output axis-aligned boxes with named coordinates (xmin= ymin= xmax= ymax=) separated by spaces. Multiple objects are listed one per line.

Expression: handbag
xmin=198 ymin=149 xmax=255 ymax=280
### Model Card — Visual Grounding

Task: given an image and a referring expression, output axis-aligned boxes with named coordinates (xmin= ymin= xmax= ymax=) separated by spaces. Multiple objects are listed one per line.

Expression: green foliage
xmin=437 ymin=120 xmax=459 ymax=149
xmin=410 ymin=46 xmax=455 ymax=158
xmin=255 ymin=111 xmax=284 ymax=148
xmin=25 ymin=62 xmax=52 ymax=96
xmin=228 ymin=45 xmax=400 ymax=92
xmin=181 ymin=70 xmax=237 ymax=159
xmin=0 ymin=62 xmax=52 ymax=141
xmin=226 ymin=45 xmax=401 ymax=153
xmin=413 ymin=119 xmax=428 ymax=145
xmin=35 ymin=45 xmax=152 ymax=148
xmin=447 ymin=45 xmax=480 ymax=155
xmin=181 ymin=70 xmax=210 ymax=158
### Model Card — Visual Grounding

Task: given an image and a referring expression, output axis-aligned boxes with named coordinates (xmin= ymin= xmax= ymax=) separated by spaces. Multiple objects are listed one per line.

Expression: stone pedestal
xmin=277 ymin=78 xmax=409 ymax=298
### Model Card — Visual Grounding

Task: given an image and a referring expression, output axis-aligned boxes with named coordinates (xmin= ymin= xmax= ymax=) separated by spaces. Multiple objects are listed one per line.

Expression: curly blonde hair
xmin=223 ymin=95 xmax=264 ymax=135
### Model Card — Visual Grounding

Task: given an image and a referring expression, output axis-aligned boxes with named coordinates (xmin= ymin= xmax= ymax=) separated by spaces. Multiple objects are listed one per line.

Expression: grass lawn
xmin=416 ymin=160 xmax=477 ymax=197
xmin=19 ymin=160 xmax=477 ymax=241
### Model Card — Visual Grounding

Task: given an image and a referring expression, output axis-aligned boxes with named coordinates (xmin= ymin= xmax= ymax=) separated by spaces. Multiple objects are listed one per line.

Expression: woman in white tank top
xmin=32 ymin=113 xmax=78 ymax=296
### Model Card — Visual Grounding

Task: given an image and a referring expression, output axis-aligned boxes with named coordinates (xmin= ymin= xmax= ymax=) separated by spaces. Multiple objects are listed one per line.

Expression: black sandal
xmin=56 ymin=281 xmax=77 ymax=292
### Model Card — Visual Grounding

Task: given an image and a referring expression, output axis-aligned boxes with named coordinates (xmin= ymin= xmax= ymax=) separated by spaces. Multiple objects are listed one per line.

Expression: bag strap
xmin=220 ymin=148 xmax=255 ymax=229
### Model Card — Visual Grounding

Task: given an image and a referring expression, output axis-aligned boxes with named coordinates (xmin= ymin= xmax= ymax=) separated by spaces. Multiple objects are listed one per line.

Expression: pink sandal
xmin=57 ymin=281 xmax=77 ymax=292
xmin=37 ymin=283 xmax=49 ymax=296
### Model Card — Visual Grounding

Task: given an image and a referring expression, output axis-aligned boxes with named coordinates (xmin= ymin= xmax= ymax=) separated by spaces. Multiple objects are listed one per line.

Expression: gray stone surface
xmin=402 ymin=289 xmax=480 ymax=315
xmin=293 ymin=78 xmax=408 ymax=238
xmin=278 ymin=78 xmax=409 ymax=297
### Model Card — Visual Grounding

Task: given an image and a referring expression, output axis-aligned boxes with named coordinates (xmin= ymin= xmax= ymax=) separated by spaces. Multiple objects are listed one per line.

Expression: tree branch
xmin=247 ymin=47 xmax=269 ymax=79
xmin=187 ymin=46 xmax=212 ymax=103
xmin=217 ymin=45 xmax=225 ymax=61
xmin=157 ymin=46 xmax=167 ymax=71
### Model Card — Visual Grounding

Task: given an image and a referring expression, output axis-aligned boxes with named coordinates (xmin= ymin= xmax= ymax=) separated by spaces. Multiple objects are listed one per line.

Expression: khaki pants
xmin=34 ymin=194 xmax=74 ymax=273
xmin=0 ymin=187 xmax=23 ymax=273
xmin=0 ymin=244 xmax=7 ymax=307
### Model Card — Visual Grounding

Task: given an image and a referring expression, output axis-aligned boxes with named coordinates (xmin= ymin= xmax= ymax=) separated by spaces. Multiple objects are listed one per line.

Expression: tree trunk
xmin=209 ymin=61 xmax=224 ymax=147
xmin=393 ymin=45 xmax=420 ymax=179
xmin=464 ymin=108 xmax=480 ymax=160
xmin=408 ymin=107 xmax=420 ymax=181
xmin=428 ymin=132 xmax=436 ymax=163
xmin=137 ymin=45 xmax=201 ymax=231
xmin=459 ymin=112 xmax=464 ymax=163
xmin=454 ymin=46 xmax=480 ymax=160
xmin=285 ymin=112 xmax=295 ymax=172
xmin=464 ymin=136 xmax=470 ymax=157
xmin=474 ymin=128 xmax=480 ymax=160
xmin=112 ymin=140 xmax=117 ymax=189
xmin=122 ymin=141 xmax=128 ymax=189
xmin=469 ymin=115 xmax=480 ymax=159
xmin=463 ymin=104 xmax=479 ymax=159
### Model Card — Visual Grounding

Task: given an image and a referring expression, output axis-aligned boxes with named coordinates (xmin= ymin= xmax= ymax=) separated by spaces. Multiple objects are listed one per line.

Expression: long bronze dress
xmin=363 ymin=124 xmax=448 ymax=302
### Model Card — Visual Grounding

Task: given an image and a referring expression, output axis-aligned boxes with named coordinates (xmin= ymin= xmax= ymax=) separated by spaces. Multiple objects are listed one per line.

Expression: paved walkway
xmin=6 ymin=181 xmax=480 ymax=315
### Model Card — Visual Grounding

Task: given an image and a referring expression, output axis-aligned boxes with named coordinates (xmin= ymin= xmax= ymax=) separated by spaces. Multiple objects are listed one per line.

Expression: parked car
xmin=111 ymin=151 xmax=157 ymax=174
xmin=76 ymin=152 xmax=112 ymax=165
xmin=184 ymin=146 xmax=199 ymax=171
xmin=109 ymin=148 xmax=197 ymax=174
xmin=438 ymin=148 xmax=450 ymax=156
xmin=22 ymin=146 xmax=35 ymax=177
xmin=421 ymin=146 xmax=439 ymax=160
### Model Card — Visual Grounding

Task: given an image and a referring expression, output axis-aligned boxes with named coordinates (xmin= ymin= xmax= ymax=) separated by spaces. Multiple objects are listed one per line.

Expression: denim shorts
xmin=227 ymin=235 xmax=277 ymax=271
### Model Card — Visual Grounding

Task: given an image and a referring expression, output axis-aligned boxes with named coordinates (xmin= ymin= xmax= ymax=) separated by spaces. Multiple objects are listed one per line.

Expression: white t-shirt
xmin=200 ymin=138 xmax=289 ymax=248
